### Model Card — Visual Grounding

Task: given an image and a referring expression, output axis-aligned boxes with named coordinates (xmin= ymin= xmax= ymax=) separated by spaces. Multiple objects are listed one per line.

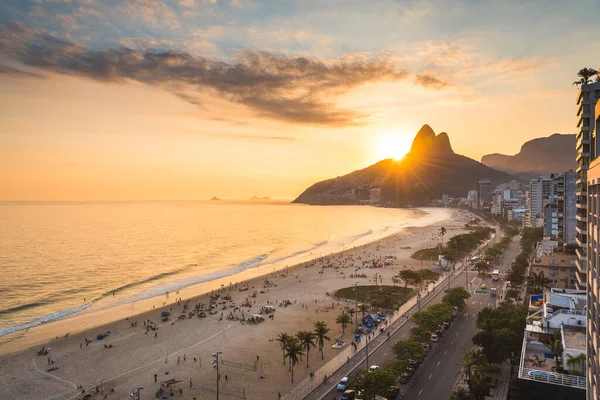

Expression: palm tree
xmin=314 ymin=321 xmax=331 ymax=360
xmin=439 ymin=227 xmax=447 ymax=250
xmin=336 ymin=312 xmax=351 ymax=334
xmin=573 ymin=67 xmax=598 ymax=86
xmin=463 ymin=347 xmax=486 ymax=382
xmin=546 ymin=338 xmax=564 ymax=368
xmin=358 ymin=303 xmax=370 ymax=318
xmin=275 ymin=333 xmax=291 ymax=365
xmin=566 ymin=353 xmax=586 ymax=373
xmin=347 ymin=308 xmax=355 ymax=321
xmin=527 ymin=271 xmax=552 ymax=293
xmin=296 ymin=330 xmax=317 ymax=367
xmin=284 ymin=338 xmax=304 ymax=383
xmin=449 ymin=387 xmax=471 ymax=400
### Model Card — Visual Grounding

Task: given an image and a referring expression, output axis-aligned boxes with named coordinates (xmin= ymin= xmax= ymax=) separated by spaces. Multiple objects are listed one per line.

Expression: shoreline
xmin=0 ymin=208 xmax=445 ymax=357
xmin=0 ymin=207 xmax=472 ymax=400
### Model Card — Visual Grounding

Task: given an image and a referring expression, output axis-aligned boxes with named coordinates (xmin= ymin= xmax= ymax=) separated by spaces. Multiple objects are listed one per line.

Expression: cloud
xmin=0 ymin=65 xmax=45 ymax=79
xmin=0 ymin=24 xmax=409 ymax=126
xmin=120 ymin=0 xmax=180 ymax=29
xmin=414 ymin=72 xmax=452 ymax=89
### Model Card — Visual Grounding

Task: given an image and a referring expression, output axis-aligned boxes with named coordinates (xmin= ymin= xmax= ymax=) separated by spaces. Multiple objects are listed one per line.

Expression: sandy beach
xmin=0 ymin=208 xmax=471 ymax=400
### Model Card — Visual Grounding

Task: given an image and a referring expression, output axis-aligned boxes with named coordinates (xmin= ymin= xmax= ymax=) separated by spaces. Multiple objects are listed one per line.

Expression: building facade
xmin=530 ymin=253 xmax=578 ymax=290
xmin=478 ymin=179 xmax=491 ymax=209
xmin=525 ymin=175 xmax=553 ymax=228
xmin=585 ymin=83 xmax=600 ymax=400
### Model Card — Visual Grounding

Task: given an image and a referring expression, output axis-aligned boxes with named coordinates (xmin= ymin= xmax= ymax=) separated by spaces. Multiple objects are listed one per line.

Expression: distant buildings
xmin=524 ymin=175 xmax=553 ymax=228
xmin=478 ymin=179 xmax=492 ymax=208
xmin=583 ymin=81 xmax=600 ymax=400
xmin=467 ymin=190 xmax=478 ymax=209
xmin=553 ymin=171 xmax=577 ymax=248
xmin=369 ymin=188 xmax=382 ymax=204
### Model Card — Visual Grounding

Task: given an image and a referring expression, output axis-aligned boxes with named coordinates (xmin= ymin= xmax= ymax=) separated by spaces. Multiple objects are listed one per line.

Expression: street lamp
xmin=212 ymin=352 xmax=222 ymax=400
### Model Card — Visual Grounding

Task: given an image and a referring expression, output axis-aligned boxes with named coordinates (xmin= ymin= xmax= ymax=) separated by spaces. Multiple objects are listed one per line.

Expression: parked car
xmin=481 ymin=284 xmax=487 ymax=290
xmin=398 ymin=373 xmax=411 ymax=384
xmin=337 ymin=377 xmax=349 ymax=391
xmin=341 ymin=390 xmax=356 ymax=400
xmin=368 ymin=365 xmax=380 ymax=372
xmin=431 ymin=334 xmax=439 ymax=342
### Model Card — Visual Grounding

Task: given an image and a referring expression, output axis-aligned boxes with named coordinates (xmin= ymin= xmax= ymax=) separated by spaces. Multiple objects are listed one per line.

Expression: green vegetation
xmin=472 ymin=307 xmax=527 ymax=364
xmin=416 ymin=269 xmax=440 ymax=281
xmin=527 ymin=271 xmax=552 ymax=294
xmin=350 ymin=286 xmax=471 ymax=398
xmin=506 ymin=227 xmax=543 ymax=287
xmin=336 ymin=312 xmax=351 ymax=333
xmin=334 ymin=285 xmax=414 ymax=310
xmin=411 ymin=227 xmax=494 ymax=262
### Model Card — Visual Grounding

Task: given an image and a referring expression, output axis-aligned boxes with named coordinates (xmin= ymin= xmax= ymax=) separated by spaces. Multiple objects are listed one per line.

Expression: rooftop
xmin=563 ymin=328 xmax=586 ymax=352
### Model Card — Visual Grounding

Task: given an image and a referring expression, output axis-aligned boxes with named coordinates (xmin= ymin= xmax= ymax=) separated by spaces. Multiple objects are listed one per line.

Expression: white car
xmin=368 ymin=365 xmax=380 ymax=372
xmin=431 ymin=334 xmax=439 ymax=342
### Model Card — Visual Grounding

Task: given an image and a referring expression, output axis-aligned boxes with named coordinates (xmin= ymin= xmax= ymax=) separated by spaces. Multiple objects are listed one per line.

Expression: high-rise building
xmin=580 ymin=81 xmax=600 ymax=400
xmin=478 ymin=179 xmax=491 ymax=208
xmin=524 ymin=175 xmax=553 ymax=228
xmin=552 ymin=171 xmax=577 ymax=248
xmin=467 ymin=189 xmax=478 ymax=209
xmin=543 ymin=203 xmax=558 ymax=238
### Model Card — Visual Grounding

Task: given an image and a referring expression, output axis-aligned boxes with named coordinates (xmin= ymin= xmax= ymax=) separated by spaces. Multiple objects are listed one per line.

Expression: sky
xmin=1 ymin=0 xmax=599 ymax=201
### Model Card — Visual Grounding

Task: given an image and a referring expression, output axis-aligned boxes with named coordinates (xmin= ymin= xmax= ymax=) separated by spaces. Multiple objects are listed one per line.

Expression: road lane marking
xmin=444 ymin=350 xmax=447 ymax=355
xmin=419 ymin=389 xmax=423 ymax=395
xmin=479 ymin=301 xmax=483 ymax=305
xmin=383 ymin=351 xmax=388 ymax=356
xmin=460 ymin=324 xmax=463 ymax=328
xmin=451 ymin=340 xmax=454 ymax=344
xmin=456 ymin=332 xmax=459 ymax=336
xmin=429 ymin=373 xmax=433 ymax=380
xmin=437 ymin=361 xmax=441 ymax=366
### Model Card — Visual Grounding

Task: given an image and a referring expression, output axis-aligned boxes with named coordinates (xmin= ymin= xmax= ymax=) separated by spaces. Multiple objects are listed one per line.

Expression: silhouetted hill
xmin=293 ymin=125 xmax=513 ymax=205
xmin=481 ymin=134 xmax=576 ymax=176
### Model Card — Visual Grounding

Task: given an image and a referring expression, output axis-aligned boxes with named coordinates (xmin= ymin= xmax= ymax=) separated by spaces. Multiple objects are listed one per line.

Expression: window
xmin=549 ymin=259 xmax=558 ymax=265
xmin=560 ymin=259 xmax=566 ymax=264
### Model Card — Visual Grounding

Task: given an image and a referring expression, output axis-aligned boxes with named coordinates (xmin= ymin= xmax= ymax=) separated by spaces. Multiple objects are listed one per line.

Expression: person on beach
xmin=154 ymin=374 xmax=157 ymax=382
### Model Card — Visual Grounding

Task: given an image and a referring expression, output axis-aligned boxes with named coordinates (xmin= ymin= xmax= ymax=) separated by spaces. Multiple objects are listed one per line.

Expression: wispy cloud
xmin=414 ymin=71 xmax=451 ymax=89
xmin=0 ymin=24 xmax=409 ymax=126
xmin=0 ymin=64 xmax=45 ymax=79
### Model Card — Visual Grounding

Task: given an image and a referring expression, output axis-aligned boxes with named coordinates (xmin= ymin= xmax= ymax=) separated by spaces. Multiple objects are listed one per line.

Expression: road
xmin=399 ymin=234 xmax=521 ymax=400
xmin=307 ymin=232 xmax=521 ymax=400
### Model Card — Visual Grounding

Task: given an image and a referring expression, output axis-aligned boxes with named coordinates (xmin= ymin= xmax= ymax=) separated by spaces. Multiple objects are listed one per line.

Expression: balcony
xmin=575 ymin=234 xmax=587 ymax=247
xmin=575 ymin=247 xmax=587 ymax=260
xmin=576 ymin=270 xmax=587 ymax=288
xmin=575 ymin=213 xmax=587 ymax=222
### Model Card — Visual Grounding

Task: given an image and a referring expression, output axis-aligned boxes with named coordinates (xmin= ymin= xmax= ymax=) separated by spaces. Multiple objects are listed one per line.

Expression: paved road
xmin=309 ymin=233 xmax=521 ymax=400
xmin=399 ymin=234 xmax=521 ymax=400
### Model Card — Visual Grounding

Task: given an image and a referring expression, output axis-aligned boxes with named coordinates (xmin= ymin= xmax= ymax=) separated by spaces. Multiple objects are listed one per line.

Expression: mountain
xmin=293 ymin=125 xmax=514 ymax=206
xmin=210 ymin=197 xmax=221 ymax=201
xmin=481 ymin=134 xmax=576 ymax=176
xmin=250 ymin=196 xmax=270 ymax=200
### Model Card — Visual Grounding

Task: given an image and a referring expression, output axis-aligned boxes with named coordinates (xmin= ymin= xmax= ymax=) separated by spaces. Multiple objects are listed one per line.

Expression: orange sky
xmin=1 ymin=0 xmax=599 ymax=200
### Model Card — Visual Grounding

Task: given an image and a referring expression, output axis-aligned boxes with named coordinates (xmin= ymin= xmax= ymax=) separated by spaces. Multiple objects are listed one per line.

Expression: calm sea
xmin=0 ymin=201 xmax=447 ymax=336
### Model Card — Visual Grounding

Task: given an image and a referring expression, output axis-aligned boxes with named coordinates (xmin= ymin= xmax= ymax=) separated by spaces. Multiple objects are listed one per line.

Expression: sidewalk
xmin=282 ymin=269 xmax=460 ymax=400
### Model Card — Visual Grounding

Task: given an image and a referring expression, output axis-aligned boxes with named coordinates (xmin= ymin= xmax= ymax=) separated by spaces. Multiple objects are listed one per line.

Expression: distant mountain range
xmin=293 ymin=125 xmax=514 ymax=206
xmin=250 ymin=196 xmax=270 ymax=200
xmin=481 ymin=134 xmax=576 ymax=177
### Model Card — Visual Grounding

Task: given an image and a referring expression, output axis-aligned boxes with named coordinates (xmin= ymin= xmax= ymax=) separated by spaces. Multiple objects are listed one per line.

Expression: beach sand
xmin=0 ymin=208 xmax=471 ymax=400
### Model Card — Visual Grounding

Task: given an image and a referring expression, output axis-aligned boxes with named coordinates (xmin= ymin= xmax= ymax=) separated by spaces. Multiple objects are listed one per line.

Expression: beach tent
xmin=161 ymin=379 xmax=182 ymax=386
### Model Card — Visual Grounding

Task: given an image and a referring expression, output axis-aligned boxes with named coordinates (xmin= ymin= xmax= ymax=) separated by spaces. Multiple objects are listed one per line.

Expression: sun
xmin=374 ymin=132 xmax=412 ymax=161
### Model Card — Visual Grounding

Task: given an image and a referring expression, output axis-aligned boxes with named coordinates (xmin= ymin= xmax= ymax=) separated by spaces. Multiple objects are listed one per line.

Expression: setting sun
xmin=374 ymin=132 xmax=412 ymax=161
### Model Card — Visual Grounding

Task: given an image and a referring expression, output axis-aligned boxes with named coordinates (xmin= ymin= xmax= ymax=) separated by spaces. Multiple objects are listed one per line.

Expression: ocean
xmin=0 ymin=201 xmax=447 ymax=337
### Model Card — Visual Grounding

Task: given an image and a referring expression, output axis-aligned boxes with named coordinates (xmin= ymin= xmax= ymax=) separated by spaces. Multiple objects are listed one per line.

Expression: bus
xmin=492 ymin=270 xmax=500 ymax=281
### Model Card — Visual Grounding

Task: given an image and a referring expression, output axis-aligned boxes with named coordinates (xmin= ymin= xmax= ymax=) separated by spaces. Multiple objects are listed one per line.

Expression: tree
xmin=395 ymin=270 xmax=422 ymax=288
xmin=296 ymin=330 xmax=317 ymax=367
xmin=449 ymin=387 xmax=472 ymax=400
xmin=442 ymin=286 xmax=470 ymax=309
xmin=347 ymin=307 xmax=355 ymax=321
xmin=354 ymin=368 xmax=396 ymax=400
xmin=463 ymin=347 xmax=487 ymax=382
xmin=468 ymin=371 xmax=490 ymax=400
xmin=393 ymin=340 xmax=425 ymax=362
xmin=358 ymin=303 xmax=370 ymax=317
xmin=440 ymin=226 xmax=447 ymax=250
xmin=567 ymin=353 xmax=586 ymax=373
xmin=527 ymin=271 xmax=552 ymax=294
xmin=545 ymin=332 xmax=564 ymax=368
xmin=276 ymin=333 xmax=291 ymax=365
xmin=336 ymin=312 xmax=351 ymax=334
xmin=284 ymin=338 xmax=304 ymax=382
xmin=474 ymin=261 xmax=490 ymax=276
xmin=573 ymin=67 xmax=598 ymax=86
xmin=475 ymin=308 xmax=498 ymax=332
xmin=313 ymin=321 xmax=331 ymax=360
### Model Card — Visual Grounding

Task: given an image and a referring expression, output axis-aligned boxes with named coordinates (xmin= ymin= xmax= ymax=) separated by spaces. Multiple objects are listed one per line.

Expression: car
xmin=355 ymin=391 xmax=364 ymax=400
xmin=481 ymin=284 xmax=487 ymax=289
xmin=431 ymin=334 xmax=439 ymax=342
xmin=386 ymin=386 xmax=400 ymax=397
xmin=368 ymin=365 xmax=380 ymax=372
xmin=398 ymin=373 xmax=411 ymax=384
xmin=341 ymin=390 xmax=356 ymax=400
xmin=337 ymin=377 xmax=349 ymax=391
xmin=528 ymin=370 xmax=558 ymax=382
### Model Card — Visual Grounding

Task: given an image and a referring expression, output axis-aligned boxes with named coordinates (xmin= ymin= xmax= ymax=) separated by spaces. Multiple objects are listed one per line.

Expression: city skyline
xmin=1 ymin=0 xmax=600 ymax=200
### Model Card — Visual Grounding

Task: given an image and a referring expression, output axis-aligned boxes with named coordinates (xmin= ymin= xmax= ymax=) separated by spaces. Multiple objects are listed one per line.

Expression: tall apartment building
xmin=478 ymin=179 xmax=491 ymax=208
xmin=552 ymin=171 xmax=578 ymax=248
xmin=580 ymin=81 xmax=600 ymax=400
xmin=524 ymin=175 xmax=553 ymax=228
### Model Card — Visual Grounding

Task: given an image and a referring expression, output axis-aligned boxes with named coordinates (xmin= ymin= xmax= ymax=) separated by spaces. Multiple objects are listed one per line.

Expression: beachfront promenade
xmin=284 ymin=231 xmax=497 ymax=400
xmin=282 ymin=268 xmax=458 ymax=400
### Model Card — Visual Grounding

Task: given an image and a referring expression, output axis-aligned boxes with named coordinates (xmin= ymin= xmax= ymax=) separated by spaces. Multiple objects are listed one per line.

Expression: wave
xmin=0 ymin=301 xmax=48 ymax=316
xmin=0 ymin=302 xmax=92 ymax=337
xmin=260 ymin=240 xmax=329 ymax=266
xmin=346 ymin=229 xmax=374 ymax=243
